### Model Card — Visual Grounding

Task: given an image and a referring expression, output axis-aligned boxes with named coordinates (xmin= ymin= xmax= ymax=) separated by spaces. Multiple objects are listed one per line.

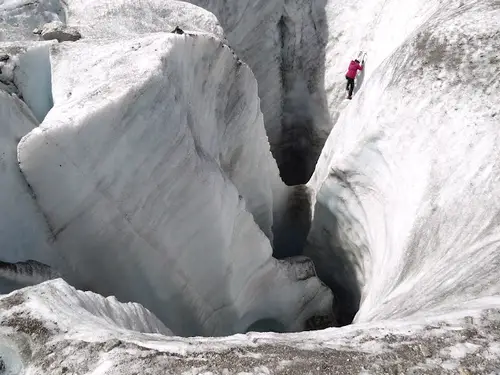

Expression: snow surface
xmin=0 ymin=279 xmax=172 ymax=339
xmin=1 ymin=280 xmax=500 ymax=374
xmin=17 ymin=32 xmax=332 ymax=336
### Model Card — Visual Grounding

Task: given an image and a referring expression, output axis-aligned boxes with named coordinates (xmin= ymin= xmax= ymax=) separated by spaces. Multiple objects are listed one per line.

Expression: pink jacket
xmin=346 ymin=60 xmax=363 ymax=79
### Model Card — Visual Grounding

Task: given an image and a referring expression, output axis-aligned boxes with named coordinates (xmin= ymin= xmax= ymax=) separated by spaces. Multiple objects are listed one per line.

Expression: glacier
xmin=1 ymin=0 xmax=500 ymax=373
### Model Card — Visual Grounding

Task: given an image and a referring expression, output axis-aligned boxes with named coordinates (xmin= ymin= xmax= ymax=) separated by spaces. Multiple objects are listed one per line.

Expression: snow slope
xmin=306 ymin=0 xmax=500 ymax=325
xmin=16 ymin=32 xmax=332 ymax=336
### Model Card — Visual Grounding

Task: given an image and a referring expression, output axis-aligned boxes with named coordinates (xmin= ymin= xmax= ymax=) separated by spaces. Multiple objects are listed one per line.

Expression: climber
xmin=345 ymin=58 xmax=364 ymax=99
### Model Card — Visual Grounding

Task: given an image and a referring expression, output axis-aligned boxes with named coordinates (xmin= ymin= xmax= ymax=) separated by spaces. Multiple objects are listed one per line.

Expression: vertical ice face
xmin=182 ymin=0 xmax=330 ymax=185
xmin=17 ymin=33 xmax=332 ymax=336
xmin=0 ymin=90 xmax=55 ymax=280
xmin=306 ymin=0 xmax=500 ymax=325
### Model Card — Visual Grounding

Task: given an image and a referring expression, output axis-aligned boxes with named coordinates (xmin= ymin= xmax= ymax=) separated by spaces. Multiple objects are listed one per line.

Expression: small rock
xmin=40 ymin=21 xmax=81 ymax=42
xmin=0 ymin=54 xmax=9 ymax=62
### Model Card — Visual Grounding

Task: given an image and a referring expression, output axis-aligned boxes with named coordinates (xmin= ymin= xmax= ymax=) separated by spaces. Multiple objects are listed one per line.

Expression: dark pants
xmin=345 ymin=75 xmax=355 ymax=97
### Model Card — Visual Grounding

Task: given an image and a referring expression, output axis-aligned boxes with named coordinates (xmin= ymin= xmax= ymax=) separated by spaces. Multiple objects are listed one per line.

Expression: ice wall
xmin=306 ymin=0 xmax=500 ymax=325
xmin=0 ymin=90 xmax=55 ymax=270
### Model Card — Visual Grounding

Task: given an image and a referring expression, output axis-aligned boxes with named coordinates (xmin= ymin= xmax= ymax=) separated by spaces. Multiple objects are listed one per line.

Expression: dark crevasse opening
xmin=272 ymin=184 xmax=361 ymax=327
xmin=272 ymin=185 xmax=312 ymax=259
xmin=272 ymin=1 xmax=360 ymax=327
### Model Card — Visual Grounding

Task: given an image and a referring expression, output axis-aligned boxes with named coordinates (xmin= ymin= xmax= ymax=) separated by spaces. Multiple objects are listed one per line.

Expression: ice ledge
xmin=1 ymin=280 xmax=500 ymax=374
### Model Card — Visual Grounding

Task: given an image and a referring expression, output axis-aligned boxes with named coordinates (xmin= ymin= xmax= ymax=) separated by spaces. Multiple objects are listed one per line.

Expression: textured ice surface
xmin=183 ymin=0 xmax=479 ymax=185
xmin=0 ymin=279 xmax=172 ymax=339
xmin=306 ymin=0 xmax=500 ymax=325
xmin=17 ymin=32 xmax=332 ymax=336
